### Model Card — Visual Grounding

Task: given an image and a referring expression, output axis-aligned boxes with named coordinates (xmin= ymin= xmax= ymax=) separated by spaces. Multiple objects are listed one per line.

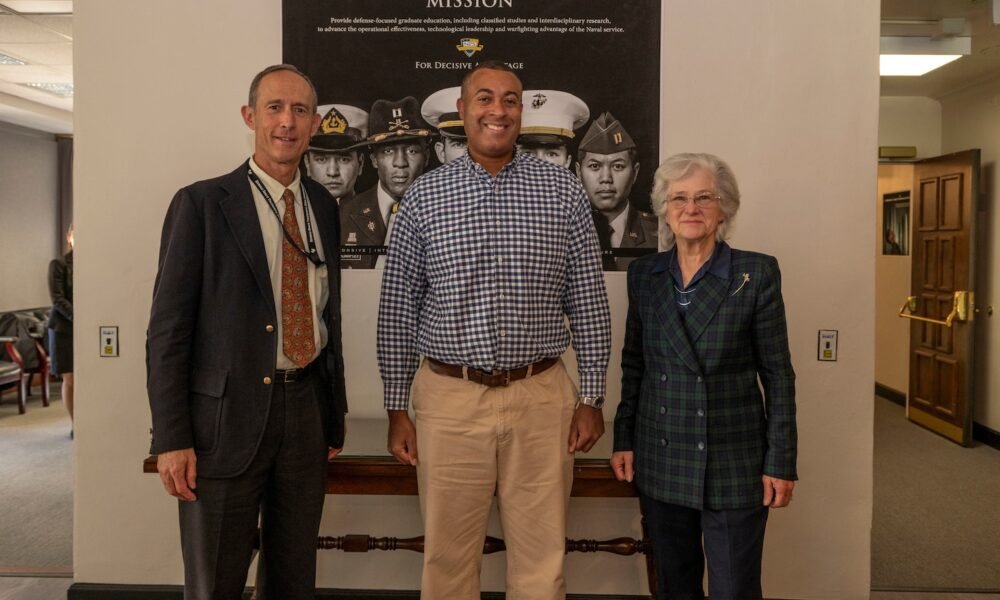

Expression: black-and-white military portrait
xmin=284 ymin=0 xmax=661 ymax=271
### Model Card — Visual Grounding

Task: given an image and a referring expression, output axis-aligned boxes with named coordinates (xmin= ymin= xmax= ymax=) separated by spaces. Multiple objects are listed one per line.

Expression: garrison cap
xmin=366 ymin=96 xmax=433 ymax=146
xmin=421 ymin=87 xmax=466 ymax=139
xmin=309 ymin=104 xmax=368 ymax=152
xmin=518 ymin=90 xmax=589 ymax=146
xmin=578 ymin=111 xmax=636 ymax=155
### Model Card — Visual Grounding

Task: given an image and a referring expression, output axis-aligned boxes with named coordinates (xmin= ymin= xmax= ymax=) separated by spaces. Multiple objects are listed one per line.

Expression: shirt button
xmin=659 ymin=406 xmax=666 ymax=415
xmin=498 ymin=293 xmax=505 ymax=300
xmin=497 ymin=257 xmax=503 ymax=264
xmin=697 ymin=409 xmax=705 ymax=417
xmin=660 ymin=438 xmax=667 ymax=447
xmin=265 ymin=324 xmax=274 ymax=333
xmin=697 ymin=442 xmax=705 ymax=451
xmin=263 ymin=377 xmax=272 ymax=385
xmin=496 ymin=219 xmax=501 ymax=226
xmin=660 ymin=374 xmax=667 ymax=382
xmin=499 ymin=330 xmax=506 ymax=337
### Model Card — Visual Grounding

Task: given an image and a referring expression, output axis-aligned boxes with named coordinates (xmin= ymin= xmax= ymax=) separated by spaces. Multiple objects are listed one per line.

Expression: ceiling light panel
xmin=880 ymin=54 xmax=962 ymax=76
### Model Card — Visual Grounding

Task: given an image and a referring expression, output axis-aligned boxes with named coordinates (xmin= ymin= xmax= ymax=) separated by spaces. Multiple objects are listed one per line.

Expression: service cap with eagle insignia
xmin=367 ymin=96 xmax=433 ymax=147
xmin=518 ymin=89 xmax=589 ymax=146
xmin=309 ymin=104 xmax=369 ymax=152
xmin=421 ymin=87 xmax=466 ymax=139
xmin=578 ymin=111 xmax=636 ymax=155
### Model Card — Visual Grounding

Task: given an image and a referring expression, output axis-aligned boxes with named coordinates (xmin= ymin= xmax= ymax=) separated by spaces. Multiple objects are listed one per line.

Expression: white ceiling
xmin=0 ymin=1 xmax=997 ymax=135
xmin=0 ymin=1 xmax=72 ymax=134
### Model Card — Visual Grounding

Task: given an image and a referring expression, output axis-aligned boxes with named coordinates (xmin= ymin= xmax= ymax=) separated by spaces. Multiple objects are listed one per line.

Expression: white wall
xmin=879 ymin=96 xmax=942 ymax=159
xmin=0 ymin=122 xmax=59 ymax=311
xmin=73 ymin=1 xmax=878 ymax=598
xmin=941 ymin=76 xmax=1000 ymax=431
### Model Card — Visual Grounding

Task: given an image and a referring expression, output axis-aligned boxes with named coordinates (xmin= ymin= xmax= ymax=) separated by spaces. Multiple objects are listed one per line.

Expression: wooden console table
xmin=144 ymin=454 xmax=654 ymax=596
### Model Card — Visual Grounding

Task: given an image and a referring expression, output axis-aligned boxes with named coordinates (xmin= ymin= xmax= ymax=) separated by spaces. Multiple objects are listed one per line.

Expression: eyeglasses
xmin=666 ymin=192 xmax=720 ymax=208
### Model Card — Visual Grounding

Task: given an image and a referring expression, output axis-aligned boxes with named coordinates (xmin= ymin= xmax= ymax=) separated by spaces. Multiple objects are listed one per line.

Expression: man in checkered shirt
xmin=376 ymin=61 xmax=612 ymax=600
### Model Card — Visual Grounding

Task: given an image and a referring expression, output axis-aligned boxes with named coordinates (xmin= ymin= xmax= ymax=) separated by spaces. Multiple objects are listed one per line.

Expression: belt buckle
xmin=282 ymin=368 xmax=298 ymax=383
xmin=490 ymin=369 xmax=510 ymax=387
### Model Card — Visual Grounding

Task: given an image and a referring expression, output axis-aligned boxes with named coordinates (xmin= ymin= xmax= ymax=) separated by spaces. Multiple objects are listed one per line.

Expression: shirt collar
xmin=462 ymin=150 xmax=523 ymax=181
xmin=667 ymin=240 xmax=732 ymax=290
xmin=607 ymin=203 xmax=631 ymax=245
xmin=249 ymin=157 xmax=301 ymax=206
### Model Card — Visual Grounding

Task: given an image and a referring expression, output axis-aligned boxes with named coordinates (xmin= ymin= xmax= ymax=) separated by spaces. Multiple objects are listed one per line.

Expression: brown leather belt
xmin=425 ymin=356 xmax=559 ymax=388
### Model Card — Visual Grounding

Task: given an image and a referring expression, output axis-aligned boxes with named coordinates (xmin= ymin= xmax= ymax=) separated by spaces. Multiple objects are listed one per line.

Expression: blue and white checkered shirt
xmin=377 ymin=152 xmax=612 ymax=411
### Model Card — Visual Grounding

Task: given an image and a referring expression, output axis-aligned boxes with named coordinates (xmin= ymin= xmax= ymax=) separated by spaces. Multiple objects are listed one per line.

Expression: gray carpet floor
xmin=0 ymin=386 xmax=72 ymax=575
xmin=871 ymin=396 xmax=1000 ymax=591
xmin=2 ymin=389 xmax=999 ymax=592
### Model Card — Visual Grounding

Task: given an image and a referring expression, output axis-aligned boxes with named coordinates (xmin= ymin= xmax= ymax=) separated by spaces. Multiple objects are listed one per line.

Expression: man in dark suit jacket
xmin=147 ymin=64 xmax=347 ymax=600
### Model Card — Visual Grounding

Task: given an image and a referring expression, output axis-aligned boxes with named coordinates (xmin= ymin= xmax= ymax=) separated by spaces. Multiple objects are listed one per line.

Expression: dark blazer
xmin=613 ymin=207 xmax=659 ymax=271
xmin=47 ymin=251 xmax=73 ymax=333
xmin=146 ymin=161 xmax=347 ymax=478
xmin=613 ymin=246 xmax=796 ymax=510
xmin=339 ymin=185 xmax=386 ymax=269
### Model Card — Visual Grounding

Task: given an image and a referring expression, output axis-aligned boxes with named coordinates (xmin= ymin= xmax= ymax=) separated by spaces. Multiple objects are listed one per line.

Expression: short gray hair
xmin=650 ymin=152 xmax=741 ymax=250
xmin=247 ymin=64 xmax=318 ymax=111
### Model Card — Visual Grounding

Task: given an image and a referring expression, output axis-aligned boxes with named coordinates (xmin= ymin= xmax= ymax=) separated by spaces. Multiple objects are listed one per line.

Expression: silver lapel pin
xmin=731 ymin=272 xmax=750 ymax=296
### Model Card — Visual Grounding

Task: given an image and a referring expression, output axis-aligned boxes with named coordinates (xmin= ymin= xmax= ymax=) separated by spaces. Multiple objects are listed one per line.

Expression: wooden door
xmin=905 ymin=150 xmax=980 ymax=446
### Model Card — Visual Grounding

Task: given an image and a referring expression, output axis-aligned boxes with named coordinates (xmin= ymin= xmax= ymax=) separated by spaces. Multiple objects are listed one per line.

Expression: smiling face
xmin=241 ymin=69 xmax=319 ymax=185
xmin=305 ymin=150 xmax=362 ymax=199
xmin=369 ymin=141 xmax=429 ymax=200
xmin=578 ymin=150 xmax=639 ymax=218
xmin=458 ymin=68 xmax=522 ymax=172
xmin=664 ymin=167 xmax=723 ymax=244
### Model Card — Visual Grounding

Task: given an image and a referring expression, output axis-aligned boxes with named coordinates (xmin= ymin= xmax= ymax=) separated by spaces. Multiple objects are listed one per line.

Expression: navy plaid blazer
xmin=612 ymin=247 xmax=797 ymax=510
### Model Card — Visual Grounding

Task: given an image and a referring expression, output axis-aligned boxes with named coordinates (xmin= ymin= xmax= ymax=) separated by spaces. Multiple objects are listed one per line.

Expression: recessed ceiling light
xmin=0 ymin=52 xmax=27 ymax=65
xmin=21 ymin=82 xmax=73 ymax=97
xmin=879 ymin=54 xmax=962 ymax=76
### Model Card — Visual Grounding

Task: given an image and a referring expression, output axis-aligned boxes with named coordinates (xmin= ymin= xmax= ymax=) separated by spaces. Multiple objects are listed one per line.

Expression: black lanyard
xmin=247 ymin=168 xmax=325 ymax=267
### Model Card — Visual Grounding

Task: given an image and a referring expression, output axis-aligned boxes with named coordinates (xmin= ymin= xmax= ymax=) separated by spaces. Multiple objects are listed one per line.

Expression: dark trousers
xmin=178 ymin=369 xmax=328 ymax=600
xmin=640 ymin=494 xmax=769 ymax=600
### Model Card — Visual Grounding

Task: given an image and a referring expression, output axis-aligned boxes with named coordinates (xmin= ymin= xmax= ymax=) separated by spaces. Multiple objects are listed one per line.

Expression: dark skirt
xmin=48 ymin=328 xmax=73 ymax=375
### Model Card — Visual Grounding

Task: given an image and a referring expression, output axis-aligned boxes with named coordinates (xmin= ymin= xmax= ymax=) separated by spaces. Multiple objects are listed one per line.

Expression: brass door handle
xmin=898 ymin=290 xmax=974 ymax=327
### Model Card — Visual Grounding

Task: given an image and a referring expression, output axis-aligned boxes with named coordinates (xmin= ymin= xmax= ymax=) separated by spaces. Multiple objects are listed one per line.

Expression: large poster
xmin=284 ymin=0 xmax=660 ymax=270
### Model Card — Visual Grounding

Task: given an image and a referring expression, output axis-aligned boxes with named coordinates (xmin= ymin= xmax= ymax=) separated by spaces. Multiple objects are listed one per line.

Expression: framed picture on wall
xmin=882 ymin=190 xmax=909 ymax=256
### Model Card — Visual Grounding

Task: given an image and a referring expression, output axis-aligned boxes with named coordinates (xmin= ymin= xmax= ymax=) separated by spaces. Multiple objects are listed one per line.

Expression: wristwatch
xmin=578 ymin=395 xmax=605 ymax=409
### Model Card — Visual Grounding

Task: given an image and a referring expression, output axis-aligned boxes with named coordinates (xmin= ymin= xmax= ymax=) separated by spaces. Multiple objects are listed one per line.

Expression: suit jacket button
xmin=697 ymin=408 xmax=705 ymax=417
xmin=696 ymin=376 xmax=703 ymax=383
xmin=660 ymin=438 xmax=667 ymax=446
xmin=660 ymin=374 xmax=666 ymax=382
xmin=263 ymin=376 xmax=272 ymax=385
xmin=697 ymin=442 xmax=705 ymax=450
xmin=659 ymin=406 xmax=666 ymax=415
xmin=266 ymin=324 xmax=274 ymax=333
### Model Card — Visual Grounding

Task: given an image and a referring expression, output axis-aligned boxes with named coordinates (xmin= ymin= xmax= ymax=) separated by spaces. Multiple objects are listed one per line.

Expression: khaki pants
xmin=412 ymin=359 xmax=577 ymax=600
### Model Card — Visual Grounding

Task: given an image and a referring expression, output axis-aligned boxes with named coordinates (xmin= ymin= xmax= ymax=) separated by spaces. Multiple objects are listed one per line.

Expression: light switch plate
xmin=100 ymin=326 xmax=119 ymax=357
xmin=818 ymin=329 xmax=838 ymax=361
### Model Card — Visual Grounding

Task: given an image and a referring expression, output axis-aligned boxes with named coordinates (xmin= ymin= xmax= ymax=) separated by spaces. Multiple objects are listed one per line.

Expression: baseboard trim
xmin=973 ymin=422 xmax=1000 ymax=451
xmin=874 ymin=383 xmax=906 ymax=407
xmin=67 ymin=584 xmax=648 ymax=599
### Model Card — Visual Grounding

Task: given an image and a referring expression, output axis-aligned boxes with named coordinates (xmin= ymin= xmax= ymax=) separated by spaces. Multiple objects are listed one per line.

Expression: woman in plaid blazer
xmin=610 ymin=153 xmax=797 ymax=600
